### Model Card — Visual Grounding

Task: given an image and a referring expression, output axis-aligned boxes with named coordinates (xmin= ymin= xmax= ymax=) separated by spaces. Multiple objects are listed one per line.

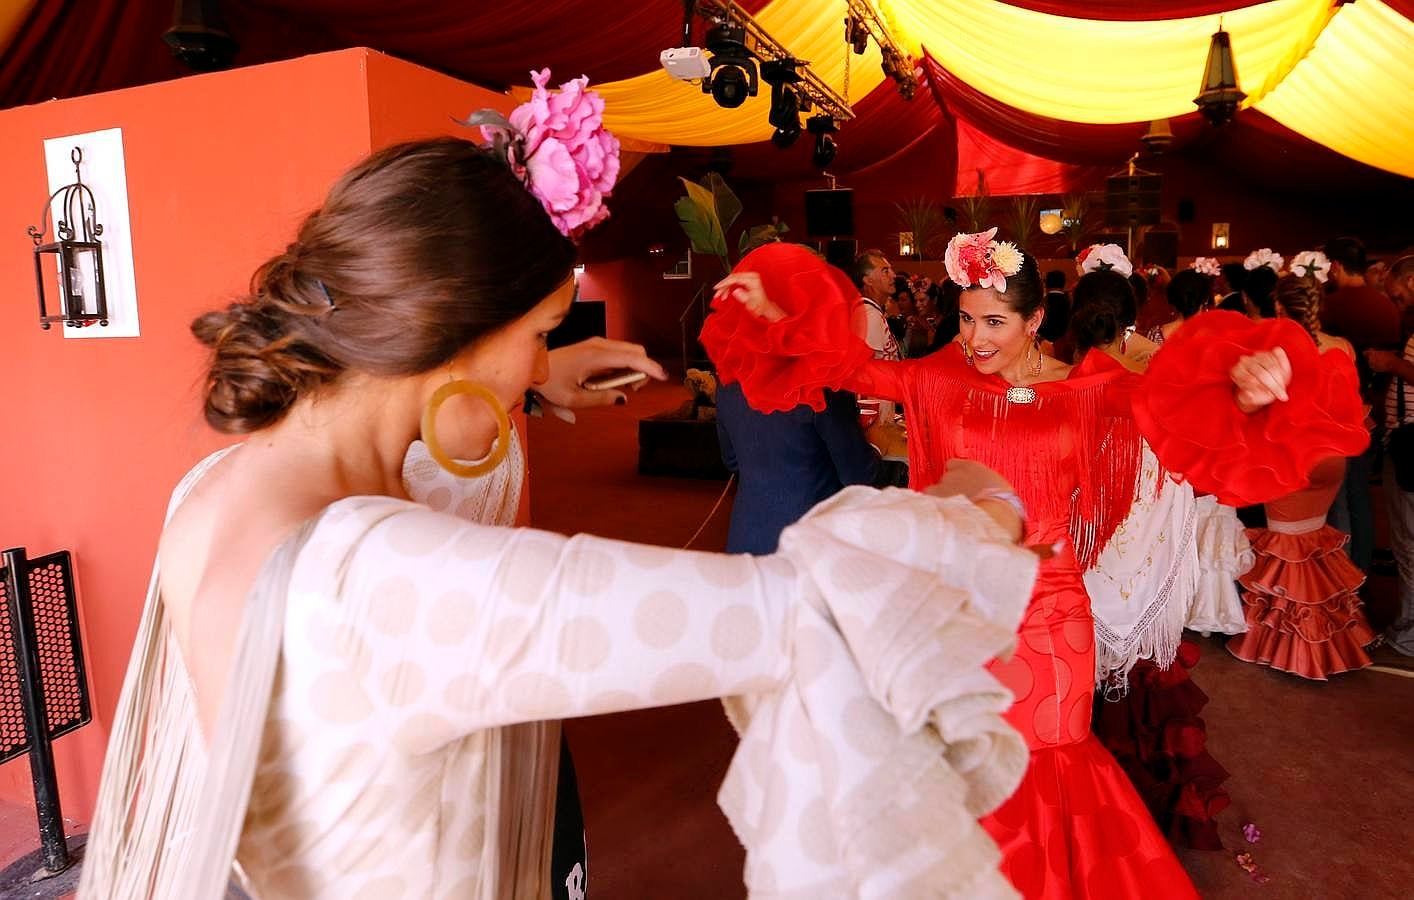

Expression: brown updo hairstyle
xmin=192 ymin=137 xmax=578 ymax=433
xmin=1069 ymin=270 xmax=1137 ymax=351
xmin=962 ymin=251 xmax=1044 ymax=319
xmin=1273 ymin=273 xmax=1323 ymax=343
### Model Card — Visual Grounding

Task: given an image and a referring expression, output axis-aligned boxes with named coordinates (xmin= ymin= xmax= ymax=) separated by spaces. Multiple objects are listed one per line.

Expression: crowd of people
xmin=75 ymin=67 xmax=1408 ymax=899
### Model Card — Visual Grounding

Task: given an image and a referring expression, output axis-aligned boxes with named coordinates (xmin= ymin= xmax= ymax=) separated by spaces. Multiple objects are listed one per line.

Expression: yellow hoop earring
xmin=420 ymin=380 xmax=511 ymax=478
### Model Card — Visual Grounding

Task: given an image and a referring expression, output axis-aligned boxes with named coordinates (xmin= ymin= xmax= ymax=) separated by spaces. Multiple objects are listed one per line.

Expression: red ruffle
xmin=1133 ymin=311 xmax=1369 ymax=507
xmin=1227 ymin=526 xmax=1374 ymax=679
xmin=982 ymin=734 xmax=1201 ymax=900
xmin=697 ymin=242 xmax=873 ymax=413
xmin=1092 ymin=642 xmax=1231 ymax=852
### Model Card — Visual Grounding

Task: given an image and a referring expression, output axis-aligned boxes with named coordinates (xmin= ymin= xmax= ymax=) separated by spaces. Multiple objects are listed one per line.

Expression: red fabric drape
xmin=952 ymin=114 xmax=1107 ymax=195
xmin=994 ymin=1 xmax=1267 ymax=20
xmin=234 ymin=0 xmax=771 ymax=88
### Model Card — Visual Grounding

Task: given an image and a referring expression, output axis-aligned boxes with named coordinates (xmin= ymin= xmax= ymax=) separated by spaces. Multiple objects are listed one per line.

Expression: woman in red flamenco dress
xmin=700 ymin=236 xmax=1368 ymax=900
xmin=1225 ymin=272 xmax=1377 ymax=678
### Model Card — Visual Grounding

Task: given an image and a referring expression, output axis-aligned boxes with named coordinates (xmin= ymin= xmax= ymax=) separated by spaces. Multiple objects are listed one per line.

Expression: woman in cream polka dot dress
xmin=77 ymin=88 xmax=1045 ymax=899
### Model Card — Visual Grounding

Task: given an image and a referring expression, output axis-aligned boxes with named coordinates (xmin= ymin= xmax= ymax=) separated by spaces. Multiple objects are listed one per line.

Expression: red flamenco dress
xmin=700 ymin=244 xmax=1369 ymax=900
xmin=1225 ymin=454 xmax=1375 ymax=679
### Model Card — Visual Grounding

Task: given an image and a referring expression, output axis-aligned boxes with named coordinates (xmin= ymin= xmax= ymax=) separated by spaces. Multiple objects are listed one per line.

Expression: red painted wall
xmin=0 ymin=48 xmax=512 ymax=821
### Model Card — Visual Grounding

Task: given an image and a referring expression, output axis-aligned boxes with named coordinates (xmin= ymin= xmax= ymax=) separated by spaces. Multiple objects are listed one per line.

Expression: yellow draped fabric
xmin=885 ymin=0 xmax=1328 ymax=124
xmin=1252 ymin=0 xmax=1414 ymax=177
xmin=545 ymin=0 xmax=1410 ymax=177
xmin=595 ymin=0 xmax=886 ymax=146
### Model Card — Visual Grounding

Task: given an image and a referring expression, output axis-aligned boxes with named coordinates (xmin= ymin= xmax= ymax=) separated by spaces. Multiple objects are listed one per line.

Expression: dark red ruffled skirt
xmin=982 ymin=735 xmax=1200 ymax=900
xmin=1227 ymin=525 xmax=1374 ymax=679
xmin=1092 ymin=642 xmax=1231 ymax=852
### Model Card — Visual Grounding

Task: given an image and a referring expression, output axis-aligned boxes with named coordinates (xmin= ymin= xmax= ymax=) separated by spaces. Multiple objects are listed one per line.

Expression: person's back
xmin=716 ymin=382 xmax=878 ymax=554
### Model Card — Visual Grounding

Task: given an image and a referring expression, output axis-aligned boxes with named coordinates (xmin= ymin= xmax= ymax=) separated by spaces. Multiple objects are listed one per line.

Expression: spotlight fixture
xmin=761 ymin=58 xmax=804 ymax=148
xmin=845 ymin=16 xmax=869 ymax=55
xmin=1194 ymin=24 xmax=1245 ymax=126
xmin=807 ymin=115 xmax=837 ymax=169
xmin=702 ymin=21 xmax=758 ymax=109
xmin=163 ymin=0 xmax=239 ymax=72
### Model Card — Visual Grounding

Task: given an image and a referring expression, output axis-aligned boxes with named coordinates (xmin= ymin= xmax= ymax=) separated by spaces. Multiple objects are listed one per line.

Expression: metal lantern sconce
xmin=27 ymin=147 xmax=109 ymax=330
xmin=1194 ymin=22 xmax=1245 ymax=126
xmin=1212 ymin=222 xmax=1230 ymax=250
xmin=898 ymin=231 xmax=915 ymax=259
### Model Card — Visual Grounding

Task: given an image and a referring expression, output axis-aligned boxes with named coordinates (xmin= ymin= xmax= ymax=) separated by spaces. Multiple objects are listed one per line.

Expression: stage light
xmin=762 ymin=59 xmax=803 ymax=148
xmin=702 ymin=21 xmax=758 ymax=110
xmin=807 ymin=115 xmax=837 ymax=168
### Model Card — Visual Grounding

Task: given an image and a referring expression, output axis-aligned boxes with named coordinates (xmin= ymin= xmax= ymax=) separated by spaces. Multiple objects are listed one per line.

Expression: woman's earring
xmin=962 ymin=342 xmax=975 ymax=366
xmin=1029 ymin=333 xmax=1042 ymax=376
xmin=421 ymin=380 xmax=511 ymax=478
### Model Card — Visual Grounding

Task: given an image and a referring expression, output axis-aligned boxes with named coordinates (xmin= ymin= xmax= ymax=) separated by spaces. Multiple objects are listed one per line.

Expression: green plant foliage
xmin=1006 ymin=194 xmax=1041 ymax=254
xmin=675 ymin=177 xmax=729 ymax=270
xmin=896 ymin=198 xmax=944 ymax=260
xmin=738 ymin=217 xmax=790 ymax=257
xmin=703 ymin=172 xmax=742 ymax=236
xmin=958 ymin=169 xmax=991 ymax=235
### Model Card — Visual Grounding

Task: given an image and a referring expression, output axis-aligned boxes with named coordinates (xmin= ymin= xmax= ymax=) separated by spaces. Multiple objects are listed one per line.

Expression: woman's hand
xmin=925 ymin=459 xmax=1025 ymax=543
xmin=714 ymin=272 xmax=787 ymax=322
xmin=1231 ymin=347 xmax=1291 ymax=413
xmin=540 ymin=337 xmax=668 ymax=409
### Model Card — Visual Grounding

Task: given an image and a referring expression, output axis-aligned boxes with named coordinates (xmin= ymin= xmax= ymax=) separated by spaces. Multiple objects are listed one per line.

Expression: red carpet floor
xmin=528 ymin=379 xmax=1414 ymax=900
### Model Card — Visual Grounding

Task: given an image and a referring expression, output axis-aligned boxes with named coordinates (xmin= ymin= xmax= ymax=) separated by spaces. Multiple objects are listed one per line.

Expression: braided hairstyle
xmin=1273 ymin=273 xmax=1324 ymax=343
xmin=191 ymin=138 xmax=577 ymax=433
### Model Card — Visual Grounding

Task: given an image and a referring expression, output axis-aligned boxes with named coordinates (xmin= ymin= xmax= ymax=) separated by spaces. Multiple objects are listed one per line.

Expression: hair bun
xmin=192 ymin=300 xmax=336 ymax=433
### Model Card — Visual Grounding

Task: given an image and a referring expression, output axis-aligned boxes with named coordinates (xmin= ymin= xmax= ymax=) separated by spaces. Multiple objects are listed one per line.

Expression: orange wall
xmin=0 ymin=48 xmax=510 ymax=821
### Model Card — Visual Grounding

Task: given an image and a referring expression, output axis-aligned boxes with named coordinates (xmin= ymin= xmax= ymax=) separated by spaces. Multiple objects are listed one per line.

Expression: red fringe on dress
xmin=1227 ymin=526 xmax=1374 ymax=680
xmin=1092 ymin=642 xmax=1231 ymax=851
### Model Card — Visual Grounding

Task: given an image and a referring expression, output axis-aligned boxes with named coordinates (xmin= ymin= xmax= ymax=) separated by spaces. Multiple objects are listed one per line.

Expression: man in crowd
xmin=1321 ymin=236 xmax=1402 ymax=574
xmin=1365 ymin=254 xmax=1414 ymax=655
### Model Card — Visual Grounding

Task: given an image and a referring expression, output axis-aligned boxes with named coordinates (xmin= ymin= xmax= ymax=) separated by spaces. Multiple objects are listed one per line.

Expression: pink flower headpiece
xmin=459 ymin=69 xmax=621 ymax=241
xmin=944 ymin=228 xmax=1024 ymax=292
xmin=1077 ymin=243 xmax=1133 ymax=278
xmin=1190 ymin=257 xmax=1222 ymax=278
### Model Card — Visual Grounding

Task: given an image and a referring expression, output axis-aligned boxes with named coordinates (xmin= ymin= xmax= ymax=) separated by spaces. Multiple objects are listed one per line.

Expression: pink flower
xmin=480 ymin=68 xmax=621 ymax=241
xmin=1243 ymin=822 xmax=1262 ymax=844
xmin=945 ymin=228 xmax=999 ymax=288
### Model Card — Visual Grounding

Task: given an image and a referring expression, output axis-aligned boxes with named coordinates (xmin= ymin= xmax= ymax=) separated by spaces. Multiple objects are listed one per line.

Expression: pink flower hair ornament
xmin=944 ymin=228 xmax=1024 ymax=293
xmin=458 ymin=68 xmax=621 ymax=241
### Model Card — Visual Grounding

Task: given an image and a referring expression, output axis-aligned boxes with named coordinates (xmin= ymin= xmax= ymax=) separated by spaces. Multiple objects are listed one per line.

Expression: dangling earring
xmin=962 ymin=342 xmax=975 ymax=366
xmin=421 ymin=380 xmax=511 ymax=478
xmin=1029 ymin=333 xmax=1042 ymax=376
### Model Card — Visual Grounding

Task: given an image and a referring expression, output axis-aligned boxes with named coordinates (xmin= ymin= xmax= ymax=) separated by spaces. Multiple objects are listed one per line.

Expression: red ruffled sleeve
xmin=699 ymin=243 xmax=874 ymax=413
xmin=1133 ymin=310 xmax=1369 ymax=507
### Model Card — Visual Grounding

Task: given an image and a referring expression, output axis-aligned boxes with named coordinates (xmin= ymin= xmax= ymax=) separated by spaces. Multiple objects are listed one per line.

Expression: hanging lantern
xmin=1039 ymin=211 xmax=1063 ymax=235
xmin=26 ymin=147 xmax=108 ymax=331
xmin=1194 ymin=24 xmax=1245 ymax=126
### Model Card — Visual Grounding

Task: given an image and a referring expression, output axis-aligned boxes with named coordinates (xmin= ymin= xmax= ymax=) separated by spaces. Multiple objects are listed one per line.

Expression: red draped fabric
xmin=994 ymin=1 xmax=1268 ymax=20
xmin=952 ymin=115 xmax=1108 ymax=195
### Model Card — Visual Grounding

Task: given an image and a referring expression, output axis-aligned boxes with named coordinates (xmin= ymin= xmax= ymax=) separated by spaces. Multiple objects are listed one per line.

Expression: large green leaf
xmin=674 ymin=182 xmax=728 ymax=264
xmin=703 ymin=172 xmax=742 ymax=236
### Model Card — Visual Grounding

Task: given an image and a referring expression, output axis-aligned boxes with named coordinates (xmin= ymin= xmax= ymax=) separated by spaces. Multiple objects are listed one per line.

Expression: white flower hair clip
xmin=1243 ymin=248 xmax=1284 ymax=273
xmin=1190 ymin=257 xmax=1222 ymax=278
xmin=1077 ymin=243 xmax=1133 ymax=278
xmin=1288 ymin=250 xmax=1330 ymax=283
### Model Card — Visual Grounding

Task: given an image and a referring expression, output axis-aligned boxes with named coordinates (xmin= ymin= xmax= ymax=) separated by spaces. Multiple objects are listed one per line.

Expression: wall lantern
xmin=898 ymin=231 xmax=914 ymax=259
xmin=1211 ymin=222 xmax=1230 ymax=250
xmin=26 ymin=147 xmax=108 ymax=330
xmin=1194 ymin=23 xmax=1245 ymax=126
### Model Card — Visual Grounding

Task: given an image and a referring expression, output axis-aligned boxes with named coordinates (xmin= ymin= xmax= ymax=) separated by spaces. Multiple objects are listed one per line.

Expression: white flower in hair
xmin=1243 ymin=248 xmax=1283 ymax=273
xmin=1289 ymin=250 xmax=1330 ymax=283
xmin=1077 ymin=243 xmax=1133 ymax=277
xmin=1190 ymin=257 xmax=1221 ymax=277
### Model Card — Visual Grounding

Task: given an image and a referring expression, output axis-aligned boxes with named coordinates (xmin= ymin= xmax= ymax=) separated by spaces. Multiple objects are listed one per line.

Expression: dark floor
xmin=1 ymin=378 xmax=1408 ymax=899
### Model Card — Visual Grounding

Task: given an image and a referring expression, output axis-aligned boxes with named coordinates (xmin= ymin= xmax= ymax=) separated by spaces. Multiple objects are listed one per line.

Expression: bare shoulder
xmin=1040 ymin=355 xmax=1073 ymax=381
xmin=1317 ymin=332 xmax=1355 ymax=359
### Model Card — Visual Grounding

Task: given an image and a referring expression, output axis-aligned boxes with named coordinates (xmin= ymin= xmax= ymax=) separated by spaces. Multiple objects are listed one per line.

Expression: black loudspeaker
xmin=1177 ymin=198 xmax=1195 ymax=223
xmin=1141 ymin=231 xmax=1179 ymax=270
xmin=1103 ymin=174 xmax=1161 ymax=228
xmin=823 ymin=238 xmax=857 ymax=272
xmin=805 ymin=189 xmax=855 ymax=238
